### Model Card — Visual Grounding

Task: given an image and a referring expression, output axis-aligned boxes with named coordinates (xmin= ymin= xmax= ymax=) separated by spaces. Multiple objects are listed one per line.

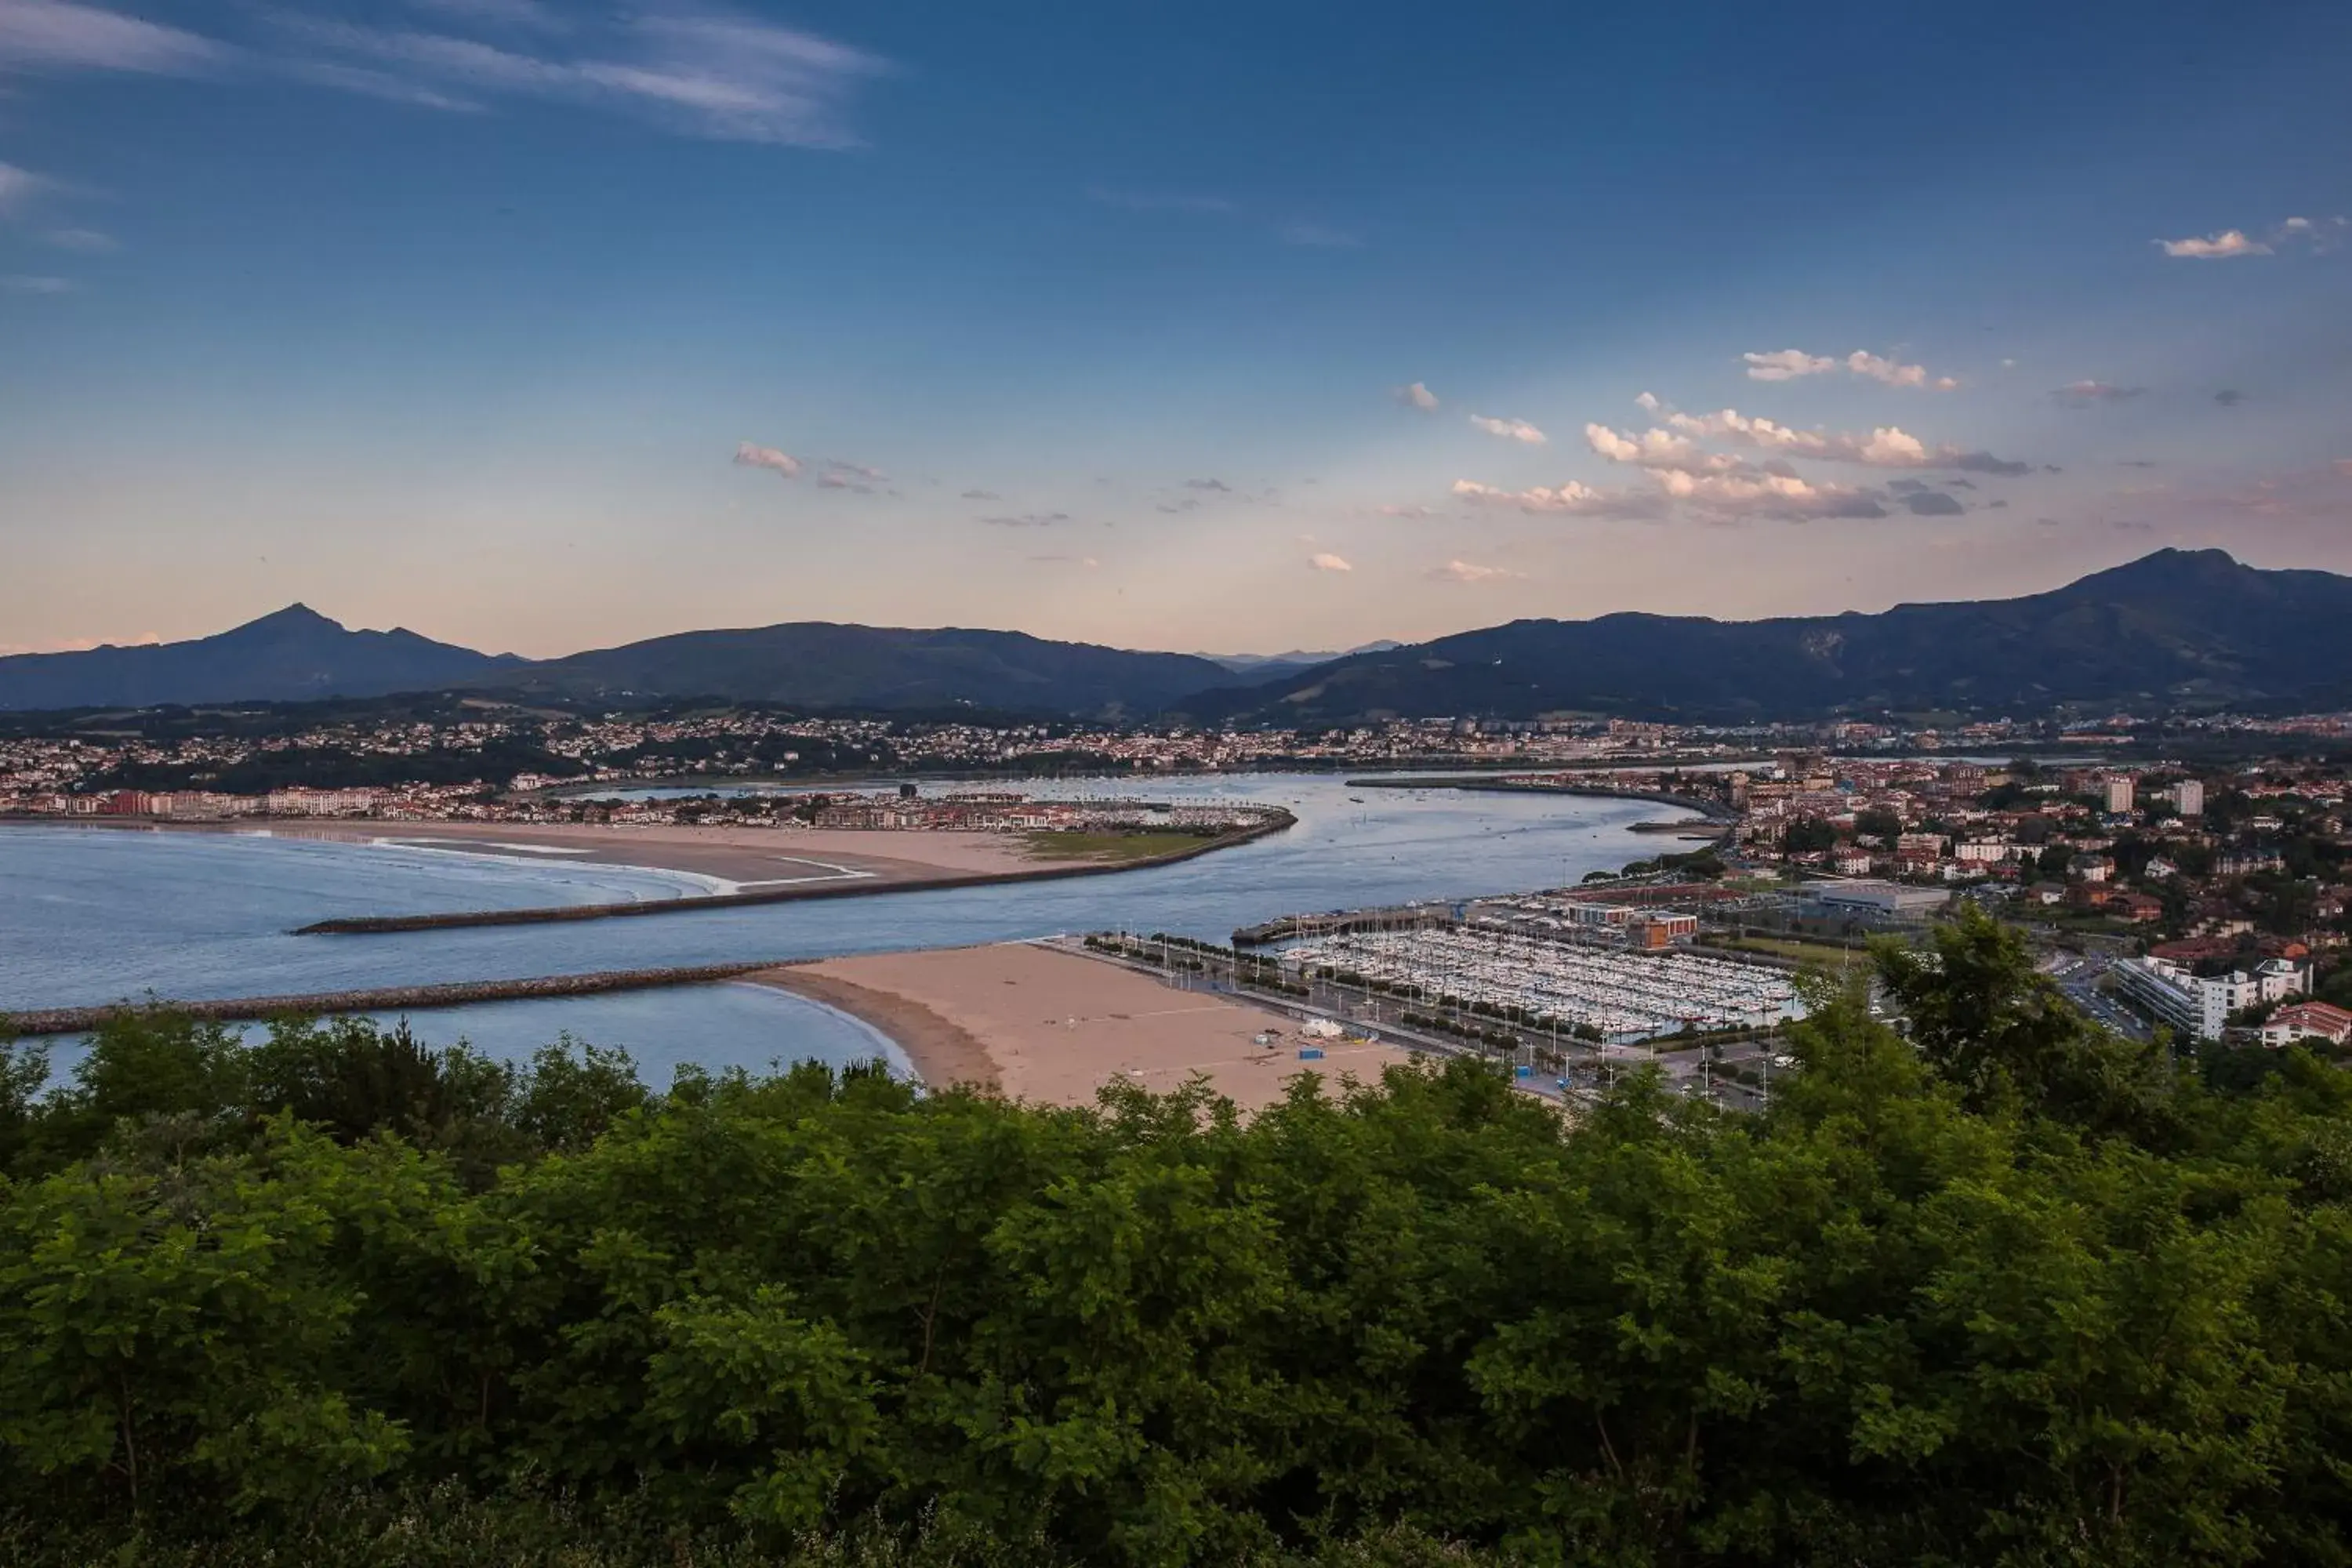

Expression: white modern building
xmin=2110 ymin=953 xmax=2307 ymax=1041
xmin=2104 ymin=776 xmax=2136 ymax=814
xmin=2172 ymin=780 xmax=2205 ymax=816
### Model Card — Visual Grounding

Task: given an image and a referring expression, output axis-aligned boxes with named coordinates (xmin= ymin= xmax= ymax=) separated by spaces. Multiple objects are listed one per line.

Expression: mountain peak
xmin=2060 ymin=547 xmax=2248 ymax=596
xmin=236 ymin=602 xmax=345 ymax=634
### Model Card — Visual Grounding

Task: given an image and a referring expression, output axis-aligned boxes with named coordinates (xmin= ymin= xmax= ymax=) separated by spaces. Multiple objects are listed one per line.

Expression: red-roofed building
xmin=2261 ymin=1002 xmax=2352 ymax=1049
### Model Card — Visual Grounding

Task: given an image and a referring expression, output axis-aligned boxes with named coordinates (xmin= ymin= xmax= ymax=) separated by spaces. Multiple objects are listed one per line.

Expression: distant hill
xmin=489 ymin=623 xmax=1236 ymax=719
xmin=0 ymin=606 xmax=521 ymax=713
xmin=1199 ymin=641 xmax=1404 ymax=684
xmin=1178 ymin=550 xmax=2352 ymax=724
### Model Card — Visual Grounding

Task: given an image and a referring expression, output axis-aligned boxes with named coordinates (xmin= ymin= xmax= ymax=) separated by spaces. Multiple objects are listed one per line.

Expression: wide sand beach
xmin=753 ymin=942 xmax=1420 ymax=1110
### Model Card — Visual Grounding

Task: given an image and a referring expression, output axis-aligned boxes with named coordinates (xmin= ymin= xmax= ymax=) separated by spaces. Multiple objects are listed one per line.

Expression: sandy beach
xmin=151 ymin=818 xmax=1036 ymax=888
xmin=753 ymin=942 xmax=1421 ymax=1110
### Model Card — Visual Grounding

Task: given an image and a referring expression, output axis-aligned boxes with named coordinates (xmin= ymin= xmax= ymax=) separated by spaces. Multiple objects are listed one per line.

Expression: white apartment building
xmin=2104 ymin=776 xmax=2136 ymax=814
xmin=2172 ymin=780 xmax=2205 ymax=816
xmin=2110 ymin=953 xmax=2307 ymax=1040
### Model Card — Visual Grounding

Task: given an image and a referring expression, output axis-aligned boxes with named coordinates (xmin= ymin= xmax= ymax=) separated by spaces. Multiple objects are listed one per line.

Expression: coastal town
xmin=8 ymin=699 xmax=2352 ymax=1061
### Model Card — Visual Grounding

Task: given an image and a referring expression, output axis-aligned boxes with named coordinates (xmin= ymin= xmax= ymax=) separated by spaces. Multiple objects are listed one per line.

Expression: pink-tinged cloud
xmin=2156 ymin=229 xmax=2270 ymax=259
xmin=732 ymin=441 xmax=802 ymax=477
xmin=1306 ymin=552 xmax=1353 ymax=572
xmin=1743 ymin=347 xmax=1955 ymax=389
xmin=1468 ymin=414 xmax=1547 ymax=445
xmin=1393 ymin=380 xmax=1439 ymax=411
xmin=1427 ymin=560 xmax=1516 ymax=583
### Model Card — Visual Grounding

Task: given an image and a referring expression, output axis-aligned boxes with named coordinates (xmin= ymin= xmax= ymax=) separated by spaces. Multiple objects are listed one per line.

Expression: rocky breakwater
xmin=2 ymin=962 xmax=780 ymax=1038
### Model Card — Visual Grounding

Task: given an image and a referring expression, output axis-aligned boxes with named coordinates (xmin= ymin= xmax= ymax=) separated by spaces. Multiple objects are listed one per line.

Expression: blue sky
xmin=2 ymin=0 xmax=2348 ymax=659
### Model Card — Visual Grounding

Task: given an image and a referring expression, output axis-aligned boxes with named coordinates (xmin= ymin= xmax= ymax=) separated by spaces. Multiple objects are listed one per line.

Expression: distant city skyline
xmin=2 ymin=0 xmax=2349 ymax=658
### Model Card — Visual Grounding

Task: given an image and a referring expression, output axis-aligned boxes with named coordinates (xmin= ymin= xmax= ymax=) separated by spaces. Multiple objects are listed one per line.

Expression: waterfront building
xmin=2110 ymin=954 xmax=2307 ymax=1040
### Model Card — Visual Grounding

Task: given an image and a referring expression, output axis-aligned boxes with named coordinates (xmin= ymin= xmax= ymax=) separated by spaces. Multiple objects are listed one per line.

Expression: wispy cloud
xmin=1427 ymin=559 xmax=1518 ymax=583
xmin=0 ymin=0 xmax=229 ymax=75
xmin=0 ymin=159 xmax=45 ymax=214
xmin=732 ymin=441 xmax=802 ymax=478
xmin=1307 ymin=552 xmax=1353 ymax=572
xmin=0 ymin=272 xmax=73 ymax=292
xmin=1743 ymin=347 xmax=1957 ymax=390
xmin=1083 ymin=186 xmax=1233 ymax=215
xmin=1469 ymin=414 xmax=1547 ymax=445
xmin=981 ymin=512 xmax=1070 ymax=528
xmin=1184 ymin=477 xmax=1231 ymax=492
xmin=1393 ymin=380 xmax=1439 ymax=412
xmin=39 ymin=223 xmax=114 ymax=251
xmin=1279 ymin=220 xmax=1359 ymax=249
xmin=2053 ymin=380 xmax=2144 ymax=406
xmin=1025 ymin=554 xmax=1100 ymax=567
xmin=960 ymin=488 xmax=1000 ymax=501
xmin=407 ymin=0 xmax=570 ymax=34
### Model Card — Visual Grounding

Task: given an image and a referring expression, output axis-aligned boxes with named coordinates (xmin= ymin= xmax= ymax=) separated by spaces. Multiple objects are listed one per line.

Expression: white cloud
xmin=0 ymin=0 xmax=228 ymax=75
xmin=2155 ymin=229 xmax=2270 ymax=260
xmin=1583 ymin=422 xmax=1740 ymax=474
xmin=981 ymin=512 xmax=1069 ymax=527
xmin=1393 ymin=380 xmax=1439 ymax=412
xmin=1741 ymin=349 xmax=1837 ymax=382
xmin=1374 ymin=503 xmax=1441 ymax=518
xmin=270 ymin=9 xmax=891 ymax=147
xmin=1451 ymin=477 xmax=1666 ymax=519
xmin=0 ymin=273 xmax=72 ymax=292
xmin=1648 ymin=467 xmax=1887 ymax=521
xmin=1306 ymin=552 xmax=1353 ymax=572
xmin=1744 ymin=347 xmax=1955 ymax=389
xmin=1427 ymin=559 xmax=1516 ymax=583
xmin=1846 ymin=350 xmax=1958 ymax=390
xmin=2154 ymin=216 xmax=2348 ymax=260
xmin=1468 ymin=414 xmax=1547 ymax=445
xmin=732 ymin=441 xmax=801 ymax=478
xmin=1628 ymin=407 xmax=2026 ymax=474
xmin=1633 ymin=390 xmax=1664 ymax=413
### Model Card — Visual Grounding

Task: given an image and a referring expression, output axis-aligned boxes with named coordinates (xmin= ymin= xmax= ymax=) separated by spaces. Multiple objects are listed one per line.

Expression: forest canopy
xmin=5 ymin=910 xmax=2352 ymax=1567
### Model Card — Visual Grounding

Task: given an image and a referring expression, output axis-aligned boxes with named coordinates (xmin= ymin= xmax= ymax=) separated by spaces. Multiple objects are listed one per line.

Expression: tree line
xmin=6 ymin=910 xmax=2352 ymax=1565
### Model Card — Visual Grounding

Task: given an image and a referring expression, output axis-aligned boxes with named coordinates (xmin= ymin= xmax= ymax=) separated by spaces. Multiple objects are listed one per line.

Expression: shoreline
xmin=746 ymin=965 xmax=1002 ymax=1092
xmin=750 ymin=942 xmax=1421 ymax=1111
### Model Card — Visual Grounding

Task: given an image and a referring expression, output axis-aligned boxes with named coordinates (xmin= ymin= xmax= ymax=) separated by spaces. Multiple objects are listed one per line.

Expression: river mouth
xmin=1 ymin=773 xmax=1700 ymax=1073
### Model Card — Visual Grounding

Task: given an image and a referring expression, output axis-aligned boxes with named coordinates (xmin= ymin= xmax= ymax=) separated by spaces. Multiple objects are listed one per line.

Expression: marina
xmin=1277 ymin=925 xmax=1806 ymax=1044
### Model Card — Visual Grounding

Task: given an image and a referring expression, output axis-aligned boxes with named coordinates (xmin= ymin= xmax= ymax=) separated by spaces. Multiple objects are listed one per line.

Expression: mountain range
xmin=1187 ymin=549 xmax=2352 ymax=724
xmin=5 ymin=550 xmax=2349 ymax=721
